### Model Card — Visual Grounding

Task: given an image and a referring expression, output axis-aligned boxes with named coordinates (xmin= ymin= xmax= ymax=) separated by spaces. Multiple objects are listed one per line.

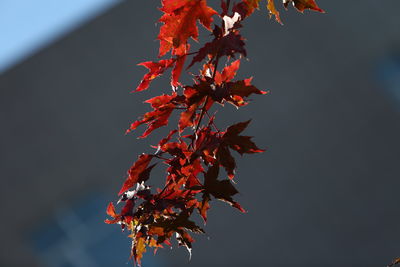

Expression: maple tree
xmin=106 ymin=0 xmax=325 ymax=265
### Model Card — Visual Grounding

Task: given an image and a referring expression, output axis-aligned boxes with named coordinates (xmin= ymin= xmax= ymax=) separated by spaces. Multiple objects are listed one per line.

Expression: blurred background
xmin=1 ymin=0 xmax=400 ymax=266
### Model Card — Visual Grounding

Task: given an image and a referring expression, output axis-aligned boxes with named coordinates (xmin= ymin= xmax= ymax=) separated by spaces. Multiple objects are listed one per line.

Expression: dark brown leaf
xmin=223 ymin=120 xmax=265 ymax=155
xmin=188 ymin=31 xmax=246 ymax=69
xmin=216 ymin=145 xmax=236 ymax=179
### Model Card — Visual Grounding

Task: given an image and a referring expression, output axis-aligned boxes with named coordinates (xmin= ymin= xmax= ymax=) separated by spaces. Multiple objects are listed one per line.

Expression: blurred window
xmin=31 ymin=194 xmax=161 ymax=267
xmin=377 ymin=53 xmax=400 ymax=110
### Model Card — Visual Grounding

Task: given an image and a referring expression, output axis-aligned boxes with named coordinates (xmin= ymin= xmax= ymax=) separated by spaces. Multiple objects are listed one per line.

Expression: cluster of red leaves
xmin=106 ymin=0 xmax=323 ymax=265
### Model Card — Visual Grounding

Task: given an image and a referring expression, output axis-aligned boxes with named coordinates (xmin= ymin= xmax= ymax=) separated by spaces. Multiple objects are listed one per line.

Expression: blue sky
xmin=0 ymin=0 xmax=121 ymax=73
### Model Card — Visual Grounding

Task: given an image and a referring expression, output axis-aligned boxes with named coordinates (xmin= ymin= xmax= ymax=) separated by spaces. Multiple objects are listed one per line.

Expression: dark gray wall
xmin=1 ymin=0 xmax=400 ymax=266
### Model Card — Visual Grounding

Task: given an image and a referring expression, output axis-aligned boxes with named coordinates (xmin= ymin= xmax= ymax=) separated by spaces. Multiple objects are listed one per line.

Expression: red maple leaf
xmin=104 ymin=202 xmax=121 ymax=224
xmin=135 ymin=59 xmax=175 ymax=92
xmin=172 ymin=54 xmax=187 ymax=87
xmin=119 ymin=154 xmax=153 ymax=195
xmin=217 ymin=120 xmax=264 ymax=178
xmin=158 ymin=0 xmax=217 ymax=57
xmin=107 ymin=0 xmax=325 ymax=265
xmin=126 ymin=94 xmax=181 ymax=138
xmin=214 ymin=59 xmax=241 ymax=85
xmin=232 ymin=0 xmax=259 ymax=18
xmin=226 ymin=77 xmax=267 ymax=107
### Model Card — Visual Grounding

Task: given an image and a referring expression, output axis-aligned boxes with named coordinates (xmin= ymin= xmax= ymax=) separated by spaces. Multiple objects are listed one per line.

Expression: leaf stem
xmin=193 ymin=53 xmax=220 ymax=135
xmin=153 ymin=154 xmax=169 ymax=161
xmin=205 ymin=111 xmax=220 ymax=132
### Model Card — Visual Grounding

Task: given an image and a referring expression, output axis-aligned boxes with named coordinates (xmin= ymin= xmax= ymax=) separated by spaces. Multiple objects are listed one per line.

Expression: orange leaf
xmin=267 ymin=0 xmax=282 ymax=24
xmin=106 ymin=202 xmax=117 ymax=218
xmin=133 ymin=236 xmax=147 ymax=266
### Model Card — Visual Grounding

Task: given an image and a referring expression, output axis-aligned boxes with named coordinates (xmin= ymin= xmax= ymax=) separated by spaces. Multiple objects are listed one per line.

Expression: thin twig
xmin=205 ymin=111 xmax=220 ymax=132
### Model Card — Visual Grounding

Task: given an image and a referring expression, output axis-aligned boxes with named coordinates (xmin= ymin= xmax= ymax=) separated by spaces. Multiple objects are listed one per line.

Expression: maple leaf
xmin=198 ymin=193 xmax=211 ymax=222
xmin=227 ymin=77 xmax=267 ymax=107
xmin=181 ymin=158 xmax=204 ymax=188
xmin=132 ymin=236 xmax=147 ymax=266
xmin=235 ymin=0 xmax=322 ymax=23
xmin=244 ymin=0 xmax=262 ymax=12
xmin=283 ymin=0 xmax=324 ymax=13
xmin=178 ymin=82 xmax=212 ymax=132
xmin=160 ymin=0 xmax=188 ymax=13
xmin=158 ymin=0 xmax=217 ymax=57
xmin=172 ymin=54 xmax=187 ymax=88
xmin=203 ymin=164 xmax=245 ymax=212
xmin=136 ymin=59 xmax=175 ymax=92
xmin=119 ymin=154 xmax=153 ymax=195
xmin=136 ymin=55 xmax=189 ymax=91
xmin=104 ymin=202 xmax=121 ymax=224
xmin=120 ymin=198 xmax=135 ymax=217
xmin=215 ymin=120 xmax=264 ymax=178
xmin=188 ymin=30 xmax=246 ymax=68
xmin=126 ymin=94 xmax=179 ymax=138
xmin=106 ymin=202 xmax=117 ymax=217
xmin=216 ymin=145 xmax=236 ymax=179
xmin=183 ymin=74 xmax=265 ymax=109
xmin=178 ymin=101 xmax=201 ymax=133
xmin=176 ymin=230 xmax=195 ymax=257
xmin=191 ymin=126 xmax=220 ymax=165
xmin=214 ymin=59 xmax=241 ymax=85
xmin=137 ymin=163 xmax=157 ymax=184
xmin=267 ymin=0 xmax=282 ymax=24
xmin=232 ymin=0 xmax=260 ymax=18
xmin=153 ymin=129 xmax=178 ymax=150
xmin=183 ymin=82 xmax=208 ymax=107
xmin=223 ymin=120 xmax=265 ymax=155
xmin=153 ymin=210 xmax=205 ymax=234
